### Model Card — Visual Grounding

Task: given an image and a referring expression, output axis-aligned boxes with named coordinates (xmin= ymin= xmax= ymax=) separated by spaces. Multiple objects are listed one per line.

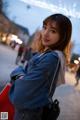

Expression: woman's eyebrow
xmin=50 ymin=26 xmax=58 ymax=30
xmin=51 ymin=26 xmax=56 ymax=29
xmin=43 ymin=23 xmax=58 ymax=31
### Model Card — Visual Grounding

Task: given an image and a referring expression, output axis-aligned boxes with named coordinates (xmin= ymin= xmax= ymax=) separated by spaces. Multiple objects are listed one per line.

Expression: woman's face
xmin=41 ymin=21 xmax=60 ymax=48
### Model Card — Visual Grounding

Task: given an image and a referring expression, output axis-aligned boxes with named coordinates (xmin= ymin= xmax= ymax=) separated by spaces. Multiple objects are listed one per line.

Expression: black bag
xmin=42 ymin=54 xmax=60 ymax=120
xmin=42 ymin=99 xmax=60 ymax=120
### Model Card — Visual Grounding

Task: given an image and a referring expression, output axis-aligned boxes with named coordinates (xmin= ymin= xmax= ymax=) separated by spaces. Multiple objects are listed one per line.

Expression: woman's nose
xmin=43 ymin=29 xmax=49 ymax=37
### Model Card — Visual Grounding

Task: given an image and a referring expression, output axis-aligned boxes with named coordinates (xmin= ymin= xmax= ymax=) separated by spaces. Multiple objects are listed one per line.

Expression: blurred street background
xmin=0 ymin=0 xmax=80 ymax=120
xmin=0 ymin=43 xmax=17 ymax=91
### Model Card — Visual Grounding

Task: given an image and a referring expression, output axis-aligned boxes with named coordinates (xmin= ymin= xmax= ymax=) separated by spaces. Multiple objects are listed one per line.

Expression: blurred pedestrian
xmin=75 ymin=64 xmax=80 ymax=86
xmin=9 ymin=13 xmax=72 ymax=120
xmin=15 ymin=43 xmax=24 ymax=65
xmin=21 ymin=47 xmax=33 ymax=65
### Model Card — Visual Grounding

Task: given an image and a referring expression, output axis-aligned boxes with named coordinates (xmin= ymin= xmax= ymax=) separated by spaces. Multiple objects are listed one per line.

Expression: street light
xmin=74 ymin=60 xmax=79 ymax=64
xmin=78 ymin=57 xmax=80 ymax=61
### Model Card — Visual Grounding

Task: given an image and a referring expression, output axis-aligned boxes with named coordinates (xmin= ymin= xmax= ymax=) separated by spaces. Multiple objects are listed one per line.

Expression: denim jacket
xmin=9 ymin=51 xmax=60 ymax=110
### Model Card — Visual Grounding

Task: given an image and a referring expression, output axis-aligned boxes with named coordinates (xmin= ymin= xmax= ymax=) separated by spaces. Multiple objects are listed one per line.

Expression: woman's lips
xmin=43 ymin=38 xmax=50 ymax=42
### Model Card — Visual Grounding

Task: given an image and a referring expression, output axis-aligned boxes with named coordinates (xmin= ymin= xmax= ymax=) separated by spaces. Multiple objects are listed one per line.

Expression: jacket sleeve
xmin=10 ymin=66 xmax=25 ymax=82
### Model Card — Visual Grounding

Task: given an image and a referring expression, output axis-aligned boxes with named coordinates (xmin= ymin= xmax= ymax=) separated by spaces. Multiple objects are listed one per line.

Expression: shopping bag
xmin=0 ymin=83 xmax=15 ymax=120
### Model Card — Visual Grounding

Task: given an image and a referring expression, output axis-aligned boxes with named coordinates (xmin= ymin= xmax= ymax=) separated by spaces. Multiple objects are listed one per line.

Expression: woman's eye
xmin=50 ymin=30 xmax=56 ymax=33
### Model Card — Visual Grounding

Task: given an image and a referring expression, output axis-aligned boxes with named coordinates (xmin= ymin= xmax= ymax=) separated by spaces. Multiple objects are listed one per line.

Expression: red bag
xmin=0 ymin=83 xmax=15 ymax=120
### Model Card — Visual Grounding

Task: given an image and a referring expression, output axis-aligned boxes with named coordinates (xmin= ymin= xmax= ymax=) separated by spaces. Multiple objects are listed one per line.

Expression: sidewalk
xmin=53 ymin=71 xmax=80 ymax=120
xmin=65 ymin=71 xmax=80 ymax=91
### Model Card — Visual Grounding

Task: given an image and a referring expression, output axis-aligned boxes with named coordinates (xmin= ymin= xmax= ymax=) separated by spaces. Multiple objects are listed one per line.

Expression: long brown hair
xmin=31 ymin=14 xmax=72 ymax=64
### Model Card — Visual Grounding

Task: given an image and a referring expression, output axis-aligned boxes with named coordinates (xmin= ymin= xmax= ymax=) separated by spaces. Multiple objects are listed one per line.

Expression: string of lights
xmin=20 ymin=0 xmax=80 ymax=19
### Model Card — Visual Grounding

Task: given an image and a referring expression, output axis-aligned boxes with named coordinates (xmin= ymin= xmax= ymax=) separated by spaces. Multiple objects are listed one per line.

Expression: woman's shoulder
xmin=42 ymin=50 xmax=65 ymax=64
xmin=44 ymin=50 xmax=59 ymax=58
xmin=40 ymin=51 xmax=59 ymax=63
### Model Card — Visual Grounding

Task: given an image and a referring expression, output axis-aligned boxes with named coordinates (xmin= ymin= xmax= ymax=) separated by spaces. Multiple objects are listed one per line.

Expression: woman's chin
xmin=42 ymin=42 xmax=49 ymax=47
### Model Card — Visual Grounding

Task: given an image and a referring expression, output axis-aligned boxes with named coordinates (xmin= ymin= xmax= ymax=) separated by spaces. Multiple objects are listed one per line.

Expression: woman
xmin=9 ymin=13 xmax=72 ymax=120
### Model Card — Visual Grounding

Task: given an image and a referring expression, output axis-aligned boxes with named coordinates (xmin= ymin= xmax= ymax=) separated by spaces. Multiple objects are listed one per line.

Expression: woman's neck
xmin=43 ymin=47 xmax=52 ymax=52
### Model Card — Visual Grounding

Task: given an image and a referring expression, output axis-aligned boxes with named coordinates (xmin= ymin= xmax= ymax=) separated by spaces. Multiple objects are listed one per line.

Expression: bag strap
xmin=48 ymin=53 xmax=60 ymax=102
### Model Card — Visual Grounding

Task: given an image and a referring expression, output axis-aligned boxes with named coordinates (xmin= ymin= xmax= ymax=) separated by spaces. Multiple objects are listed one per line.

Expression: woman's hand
xmin=10 ymin=66 xmax=25 ymax=83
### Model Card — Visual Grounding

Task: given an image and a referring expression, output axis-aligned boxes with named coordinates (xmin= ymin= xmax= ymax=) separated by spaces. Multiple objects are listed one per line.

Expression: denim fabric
xmin=9 ymin=51 xmax=60 ymax=110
